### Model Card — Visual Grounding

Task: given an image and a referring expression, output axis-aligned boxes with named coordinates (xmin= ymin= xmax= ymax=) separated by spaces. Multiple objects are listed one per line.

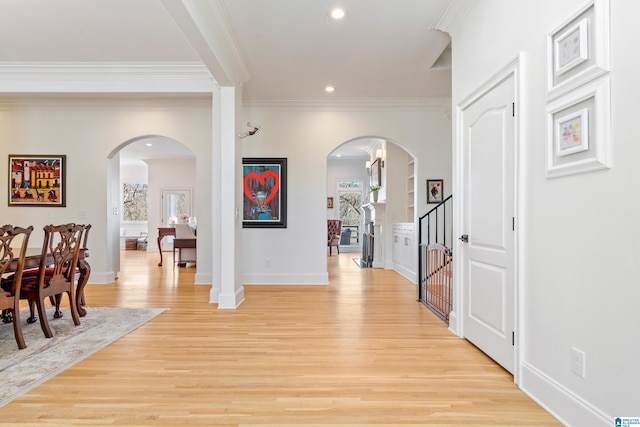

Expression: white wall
xmin=241 ymin=101 xmax=451 ymax=284
xmin=449 ymin=0 xmax=639 ymax=424
xmin=0 ymin=96 xmax=212 ymax=284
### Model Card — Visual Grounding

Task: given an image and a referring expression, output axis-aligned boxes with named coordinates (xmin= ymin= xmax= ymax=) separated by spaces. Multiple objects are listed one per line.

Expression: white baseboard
xmin=392 ymin=262 xmax=416 ymax=284
xmin=88 ymin=271 xmax=116 ymax=284
xmin=520 ymin=361 xmax=610 ymax=427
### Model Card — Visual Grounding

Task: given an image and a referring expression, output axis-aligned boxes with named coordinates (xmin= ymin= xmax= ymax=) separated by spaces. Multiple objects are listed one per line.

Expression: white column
xmin=211 ymin=85 xmax=245 ymax=309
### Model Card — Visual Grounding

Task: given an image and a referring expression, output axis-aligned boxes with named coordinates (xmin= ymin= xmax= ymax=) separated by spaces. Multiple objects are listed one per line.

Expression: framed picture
xmin=555 ymin=108 xmax=589 ymax=157
xmin=370 ymin=158 xmax=381 ymax=187
xmin=546 ymin=76 xmax=610 ymax=178
xmin=242 ymin=157 xmax=287 ymax=228
xmin=427 ymin=179 xmax=443 ymax=204
xmin=327 ymin=197 xmax=334 ymax=209
xmin=546 ymin=0 xmax=610 ymax=99
xmin=8 ymin=155 xmax=66 ymax=207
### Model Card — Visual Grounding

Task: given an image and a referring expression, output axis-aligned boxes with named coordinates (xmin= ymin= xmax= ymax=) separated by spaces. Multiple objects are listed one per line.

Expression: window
xmin=337 ymin=180 xmax=363 ymax=246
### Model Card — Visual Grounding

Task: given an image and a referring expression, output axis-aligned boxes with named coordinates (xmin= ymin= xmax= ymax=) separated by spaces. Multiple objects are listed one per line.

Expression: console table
xmin=157 ymin=227 xmax=175 ymax=266
xmin=173 ymin=238 xmax=196 ymax=267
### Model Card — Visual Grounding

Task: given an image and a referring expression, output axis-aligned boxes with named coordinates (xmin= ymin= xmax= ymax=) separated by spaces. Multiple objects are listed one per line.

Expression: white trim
xmin=0 ymin=62 xmax=214 ymax=93
xmin=244 ymin=98 xmax=452 ymax=112
xmin=520 ymin=362 xmax=610 ymax=427
xmin=546 ymin=76 xmax=611 ymax=178
xmin=546 ymin=0 xmax=610 ymax=100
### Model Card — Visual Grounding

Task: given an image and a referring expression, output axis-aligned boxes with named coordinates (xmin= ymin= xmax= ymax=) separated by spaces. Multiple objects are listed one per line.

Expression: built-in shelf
xmin=407 ymin=155 xmax=415 ymax=221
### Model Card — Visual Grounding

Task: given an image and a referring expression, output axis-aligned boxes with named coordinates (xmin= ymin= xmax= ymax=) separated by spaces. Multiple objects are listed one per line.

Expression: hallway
xmin=0 ymin=250 xmax=560 ymax=425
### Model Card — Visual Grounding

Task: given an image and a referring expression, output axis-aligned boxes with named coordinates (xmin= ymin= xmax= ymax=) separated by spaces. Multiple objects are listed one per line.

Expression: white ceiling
xmin=0 ymin=0 xmax=452 ymax=162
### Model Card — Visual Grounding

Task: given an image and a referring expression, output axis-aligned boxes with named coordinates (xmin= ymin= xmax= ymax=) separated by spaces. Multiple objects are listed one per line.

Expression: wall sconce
xmin=365 ymin=160 xmax=371 ymax=175
xmin=375 ymin=149 xmax=384 ymax=167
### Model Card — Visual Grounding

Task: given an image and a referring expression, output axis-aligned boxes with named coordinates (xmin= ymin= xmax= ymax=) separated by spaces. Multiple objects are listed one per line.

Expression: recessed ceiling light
xmin=325 ymin=86 xmax=335 ymax=93
xmin=330 ymin=8 xmax=346 ymax=20
xmin=145 ymin=143 xmax=153 ymax=147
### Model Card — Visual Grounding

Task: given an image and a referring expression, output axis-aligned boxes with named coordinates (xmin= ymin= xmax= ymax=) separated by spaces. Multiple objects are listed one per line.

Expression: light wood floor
xmin=0 ymin=250 xmax=561 ymax=426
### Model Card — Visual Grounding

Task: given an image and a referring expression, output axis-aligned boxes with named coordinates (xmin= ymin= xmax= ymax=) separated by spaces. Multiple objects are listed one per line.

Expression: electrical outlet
xmin=571 ymin=347 xmax=586 ymax=378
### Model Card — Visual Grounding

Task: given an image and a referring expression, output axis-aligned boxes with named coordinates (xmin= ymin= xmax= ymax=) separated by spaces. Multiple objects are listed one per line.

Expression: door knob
xmin=459 ymin=234 xmax=469 ymax=243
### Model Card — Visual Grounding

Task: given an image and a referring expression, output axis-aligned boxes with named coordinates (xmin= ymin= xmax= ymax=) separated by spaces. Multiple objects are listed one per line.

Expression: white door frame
xmin=451 ymin=54 xmax=524 ymax=383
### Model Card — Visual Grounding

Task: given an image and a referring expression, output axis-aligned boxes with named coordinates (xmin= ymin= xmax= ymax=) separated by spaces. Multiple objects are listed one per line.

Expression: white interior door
xmin=460 ymin=72 xmax=516 ymax=373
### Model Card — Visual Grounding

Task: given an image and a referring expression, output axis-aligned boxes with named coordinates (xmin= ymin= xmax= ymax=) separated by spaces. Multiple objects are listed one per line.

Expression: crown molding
xmin=432 ymin=0 xmax=474 ymax=34
xmin=244 ymin=98 xmax=452 ymax=112
xmin=0 ymin=62 xmax=214 ymax=93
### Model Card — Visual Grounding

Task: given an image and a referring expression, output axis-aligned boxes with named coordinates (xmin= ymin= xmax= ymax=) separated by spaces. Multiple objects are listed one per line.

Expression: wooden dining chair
xmin=0 ymin=224 xmax=34 ymax=349
xmin=19 ymin=223 xmax=84 ymax=338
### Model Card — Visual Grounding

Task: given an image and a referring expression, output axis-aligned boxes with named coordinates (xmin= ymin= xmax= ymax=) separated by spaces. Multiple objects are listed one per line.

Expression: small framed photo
xmin=555 ymin=108 xmax=589 ymax=157
xmin=327 ymin=197 xmax=334 ymax=209
xmin=427 ymin=179 xmax=443 ymax=204
xmin=546 ymin=76 xmax=610 ymax=178
xmin=554 ymin=19 xmax=588 ymax=77
xmin=546 ymin=0 xmax=610 ymax=99
xmin=9 ymin=155 xmax=66 ymax=207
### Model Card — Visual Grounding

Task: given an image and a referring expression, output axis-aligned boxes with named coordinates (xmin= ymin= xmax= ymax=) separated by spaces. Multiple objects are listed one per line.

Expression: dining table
xmin=8 ymin=247 xmax=91 ymax=318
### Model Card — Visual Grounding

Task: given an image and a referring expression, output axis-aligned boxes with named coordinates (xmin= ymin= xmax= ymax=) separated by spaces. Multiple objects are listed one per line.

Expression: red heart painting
xmin=243 ymin=170 xmax=280 ymax=205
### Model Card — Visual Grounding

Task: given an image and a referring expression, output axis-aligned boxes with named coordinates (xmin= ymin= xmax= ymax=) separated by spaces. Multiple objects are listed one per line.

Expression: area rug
xmin=0 ymin=306 xmax=165 ymax=407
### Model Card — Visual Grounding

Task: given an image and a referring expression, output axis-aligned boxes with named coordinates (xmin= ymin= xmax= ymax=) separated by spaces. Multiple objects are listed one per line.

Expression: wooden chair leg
xmin=68 ymin=289 xmax=80 ymax=326
xmin=12 ymin=307 xmax=26 ymax=349
xmin=27 ymin=299 xmax=37 ymax=324
xmin=35 ymin=297 xmax=53 ymax=338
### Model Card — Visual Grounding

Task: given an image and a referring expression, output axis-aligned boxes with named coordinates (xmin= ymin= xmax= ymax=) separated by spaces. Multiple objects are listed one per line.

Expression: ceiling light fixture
xmin=330 ymin=8 xmax=346 ymax=19
xmin=325 ymin=86 xmax=335 ymax=93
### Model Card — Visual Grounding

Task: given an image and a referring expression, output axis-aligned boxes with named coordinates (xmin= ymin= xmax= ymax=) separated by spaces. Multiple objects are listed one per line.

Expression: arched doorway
xmin=327 ymin=136 xmax=417 ymax=280
xmin=106 ymin=135 xmax=196 ymax=276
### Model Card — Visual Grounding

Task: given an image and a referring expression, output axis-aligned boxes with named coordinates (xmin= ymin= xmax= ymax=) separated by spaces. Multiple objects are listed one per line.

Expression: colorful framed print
xmin=546 ymin=0 xmax=610 ymax=99
xmin=556 ymin=108 xmax=589 ymax=157
xmin=242 ymin=157 xmax=287 ymax=228
xmin=9 ymin=155 xmax=66 ymax=207
xmin=546 ymin=76 xmax=610 ymax=178
xmin=427 ymin=179 xmax=443 ymax=204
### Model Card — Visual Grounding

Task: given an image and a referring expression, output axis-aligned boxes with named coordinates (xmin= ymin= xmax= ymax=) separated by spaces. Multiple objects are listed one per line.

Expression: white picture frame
xmin=554 ymin=19 xmax=588 ymax=76
xmin=546 ymin=77 xmax=610 ymax=178
xmin=546 ymin=0 xmax=610 ymax=100
xmin=555 ymin=108 xmax=589 ymax=157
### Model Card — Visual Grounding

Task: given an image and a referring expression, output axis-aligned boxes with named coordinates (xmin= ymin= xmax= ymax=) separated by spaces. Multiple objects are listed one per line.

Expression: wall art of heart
xmin=242 ymin=158 xmax=287 ymax=228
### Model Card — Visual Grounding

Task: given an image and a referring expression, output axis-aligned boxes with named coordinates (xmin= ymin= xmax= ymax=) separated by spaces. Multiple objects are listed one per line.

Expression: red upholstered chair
xmin=19 ymin=223 xmax=84 ymax=338
xmin=327 ymin=219 xmax=342 ymax=256
xmin=0 ymin=224 xmax=34 ymax=349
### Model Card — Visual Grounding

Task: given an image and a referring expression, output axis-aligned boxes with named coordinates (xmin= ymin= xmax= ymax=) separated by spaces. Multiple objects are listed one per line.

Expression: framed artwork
xmin=370 ymin=158 xmax=381 ymax=187
xmin=555 ymin=108 xmax=589 ymax=157
xmin=242 ymin=157 xmax=287 ymax=228
xmin=546 ymin=76 xmax=610 ymax=178
xmin=327 ymin=197 xmax=334 ymax=209
xmin=8 ymin=155 xmax=66 ymax=207
xmin=427 ymin=179 xmax=443 ymax=204
xmin=546 ymin=0 xmax=610 ymax=99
